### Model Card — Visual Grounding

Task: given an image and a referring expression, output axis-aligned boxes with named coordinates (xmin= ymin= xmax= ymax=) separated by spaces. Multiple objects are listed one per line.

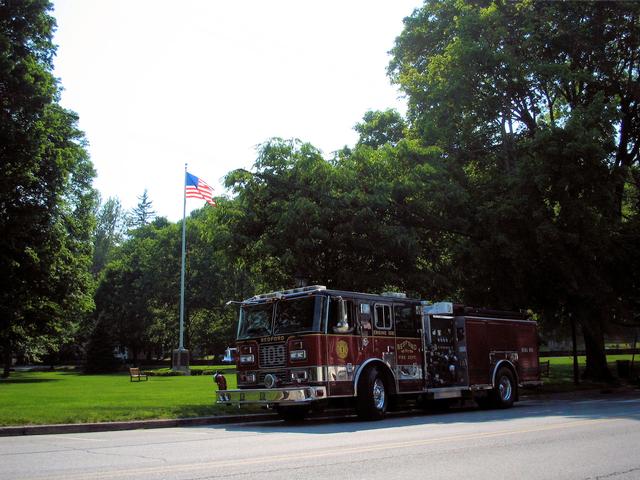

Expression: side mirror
xmin=333 ymin=297 xmax=351 ymax=333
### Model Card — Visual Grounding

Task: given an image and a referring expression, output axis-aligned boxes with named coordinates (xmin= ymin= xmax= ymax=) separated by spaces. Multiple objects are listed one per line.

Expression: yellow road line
xmin=19 ymin=417 xmax=625 ymax=480
xmin=51 ymin=435 xmax=108 ymax=442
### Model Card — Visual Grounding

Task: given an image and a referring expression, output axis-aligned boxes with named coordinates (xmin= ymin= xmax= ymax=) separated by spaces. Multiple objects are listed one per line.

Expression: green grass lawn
xmin=0 ymin=369 xmax=240 ymax=426
xmin=1 ymin=355 xmax=637 ymax=426
xmin=538 ymin=354 xmax=638 ymax=392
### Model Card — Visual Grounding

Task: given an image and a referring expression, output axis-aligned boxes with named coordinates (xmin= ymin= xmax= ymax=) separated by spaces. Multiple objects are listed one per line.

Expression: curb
xmin=2 ymin=387 xmax=637 ymax=437
xmin=0 ymin=412 xmax=277 ymax=437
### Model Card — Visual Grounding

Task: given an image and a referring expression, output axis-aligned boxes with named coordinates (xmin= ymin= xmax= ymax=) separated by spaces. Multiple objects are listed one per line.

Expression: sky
xmin=52 ymin=1 xmax=422 ymax=221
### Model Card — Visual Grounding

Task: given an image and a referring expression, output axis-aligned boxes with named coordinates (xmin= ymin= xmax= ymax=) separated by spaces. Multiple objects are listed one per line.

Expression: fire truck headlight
xmin=240 ymin=373 xmax=256 ymax=383
xmin=239 ymin=354 xmax=255 ymax=364
xmin=290 ymin=350 xmax=307 ymax=361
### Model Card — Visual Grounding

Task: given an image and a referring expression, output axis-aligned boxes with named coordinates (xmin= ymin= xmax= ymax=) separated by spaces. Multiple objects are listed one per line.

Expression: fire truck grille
xmin=259 ymin=343 xmax=287 ymax=368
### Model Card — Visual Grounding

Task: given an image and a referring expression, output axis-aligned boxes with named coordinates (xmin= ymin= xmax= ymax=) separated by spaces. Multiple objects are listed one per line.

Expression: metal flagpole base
xmin=172 ymin=348 xmax=190 ymax=375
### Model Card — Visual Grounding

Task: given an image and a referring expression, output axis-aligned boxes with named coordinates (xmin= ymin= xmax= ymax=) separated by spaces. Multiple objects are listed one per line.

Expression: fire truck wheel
xmin=356 ymin=367 xmax=388 ymax=420
xmin=492 ymin=367 xmax=516 ymax=408
xmin=276 ymin=405 xmax=309 ymax=422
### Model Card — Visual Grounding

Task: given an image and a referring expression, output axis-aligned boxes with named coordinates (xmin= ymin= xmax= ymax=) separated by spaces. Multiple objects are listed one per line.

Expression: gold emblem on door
xmin=336 ymin=340 xmax=349 ymax=360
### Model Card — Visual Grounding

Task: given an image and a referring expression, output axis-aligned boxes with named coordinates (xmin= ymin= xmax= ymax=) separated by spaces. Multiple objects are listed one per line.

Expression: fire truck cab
xmin=216 ymin=285 xmax=541 ymax=421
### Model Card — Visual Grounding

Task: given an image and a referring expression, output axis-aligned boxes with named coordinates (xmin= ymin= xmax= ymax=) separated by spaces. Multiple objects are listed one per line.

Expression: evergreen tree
xmin=129 ymin=189 xmax=155 ymax=228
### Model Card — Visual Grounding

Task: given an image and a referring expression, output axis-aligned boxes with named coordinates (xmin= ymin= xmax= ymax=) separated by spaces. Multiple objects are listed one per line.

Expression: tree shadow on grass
xmin=0 ymin=378 xmax=60 ymax=385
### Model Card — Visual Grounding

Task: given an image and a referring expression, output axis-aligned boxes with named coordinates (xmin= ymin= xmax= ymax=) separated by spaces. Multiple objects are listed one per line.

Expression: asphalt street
xmin=1 ymin=391 xmax=639 ymax=480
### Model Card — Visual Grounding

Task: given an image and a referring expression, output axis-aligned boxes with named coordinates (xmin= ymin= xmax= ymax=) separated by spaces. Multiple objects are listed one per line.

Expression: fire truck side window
xmin=328 ymin=298 xmax=355 ymax=333
xmin=374 ymin=304 xmax=393 ymax=330
xmin=394 ymin=304 xmax=419 ymax=337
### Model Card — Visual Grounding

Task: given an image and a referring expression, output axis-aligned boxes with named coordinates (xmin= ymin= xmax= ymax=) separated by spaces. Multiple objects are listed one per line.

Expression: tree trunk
xmin=2 ymin=344 xmax=11 ymax=378
xmin=581 ymin=319 xmax=613 ymax=382
xmin=130 ymin=345 xmax=136 ymax=367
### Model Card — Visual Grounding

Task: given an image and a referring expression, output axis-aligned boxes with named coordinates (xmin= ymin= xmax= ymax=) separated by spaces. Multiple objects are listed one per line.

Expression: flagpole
xmin=179 ymin=163 xmax=187 ymax=351
xmin=173 ymin=163 xmax=189 ymax=373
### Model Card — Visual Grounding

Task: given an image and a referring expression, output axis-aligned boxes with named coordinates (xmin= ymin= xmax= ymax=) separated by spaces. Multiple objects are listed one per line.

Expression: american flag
xmin=185 ymin=172 xmax=216 ymax=206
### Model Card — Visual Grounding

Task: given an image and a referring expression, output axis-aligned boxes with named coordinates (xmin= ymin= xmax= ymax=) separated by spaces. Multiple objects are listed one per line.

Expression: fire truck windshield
xmin=237 ymin=296 xmax=323 ymax=339
xmin=273 ymin=296 xmax=319 ymax=335
xmin=237 ymin=303 xmax=273 ymax=339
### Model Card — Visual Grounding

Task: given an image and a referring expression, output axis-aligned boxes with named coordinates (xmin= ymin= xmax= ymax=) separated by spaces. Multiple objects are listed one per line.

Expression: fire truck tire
xmin=356 ymin=367 xmax=388 ymax=420
xmin=276 ymin=405 xmax=309 ymax=422
xmin=492 ymin=367 xmax=516 ymax=409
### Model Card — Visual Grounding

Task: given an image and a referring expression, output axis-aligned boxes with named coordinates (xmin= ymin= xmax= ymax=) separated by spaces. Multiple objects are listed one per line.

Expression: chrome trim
xmin=521 ymin=380 xmax=543 ymax=387
xmin=470 ymin=384 xmax=493 ymax=391
xmin=497 ymin=374 xmax=513 ymax=402
xmin=373 ymin=378 xmax=386 ymax=410
xmin=310 ymin=366 xmax=325 ymax=382
xmin=428 ymin=386 xmax=463 ymax=393
xmin=216 ymin=386 xmax=327 ymax=405
xmin=466 ymin=316 xmax=536 ymax=325
xmin=432 ymin=388 xmax=462 ymax=399
xmin=396 ymin=364 xmax=423 ymax=381
xmin=259 ymin=343 xmax=287 ymax=368
xmin=327 ymin=365 xmax=356 ymax=382
xmin=238 ymin=365 xmax=326 ymax=387
xmin=353 ymin=359 xmax=397 ymax=396
xmin=492 ymin=359 xmax=519 ymax=387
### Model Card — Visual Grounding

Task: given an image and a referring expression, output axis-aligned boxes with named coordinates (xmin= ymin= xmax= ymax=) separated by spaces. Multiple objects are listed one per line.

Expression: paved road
xmin=1 ymin=392 xmax=639 ymax=480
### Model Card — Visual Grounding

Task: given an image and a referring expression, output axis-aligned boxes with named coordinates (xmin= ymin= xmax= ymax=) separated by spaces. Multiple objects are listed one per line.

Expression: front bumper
xmin=216 ymin=386 xmax=327 ymax=405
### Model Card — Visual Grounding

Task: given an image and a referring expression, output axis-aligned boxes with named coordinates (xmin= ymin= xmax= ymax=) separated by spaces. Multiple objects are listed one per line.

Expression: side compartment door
xmin=465 ymin=318 xmax=490 ymax=386
xmin=326 ymin=296 xmax=359 ymax=397
xmin=425 ymin=315 xmax=459 ymax=388
xmin=394 ymin=303 xmax=423 ymax=392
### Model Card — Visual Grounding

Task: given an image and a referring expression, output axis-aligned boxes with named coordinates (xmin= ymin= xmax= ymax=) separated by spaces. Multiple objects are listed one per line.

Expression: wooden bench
xmin=129 ymin=367 xmax=148 ymax=382
xmin=539 ymin=360 xmax=550 ymax=377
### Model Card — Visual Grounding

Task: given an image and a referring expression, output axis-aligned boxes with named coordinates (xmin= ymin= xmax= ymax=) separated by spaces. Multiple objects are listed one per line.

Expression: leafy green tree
xmin=84 ymin=315 xmax=120 ymax=373
xmin=355 ymin=109 xmax=406 ymax=148
xmin=225 ymin=137 xmax=446 ymax=296
xmin=0 ymin=0 xmax=96 ymax=377
xmin=389 ymin=0 xmax=640 ymax=380
xmin=93 ymin=219 xmax=168 ymax=364
xmin=91 ymin=204 xmax=255 ymax=362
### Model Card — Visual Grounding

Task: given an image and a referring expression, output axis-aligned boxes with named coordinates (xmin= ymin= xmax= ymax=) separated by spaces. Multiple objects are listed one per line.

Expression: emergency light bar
xmin=381 ymin=291 xmax=407 ymax=298
xmin=248 ymin=285 xmax=327 ymax=302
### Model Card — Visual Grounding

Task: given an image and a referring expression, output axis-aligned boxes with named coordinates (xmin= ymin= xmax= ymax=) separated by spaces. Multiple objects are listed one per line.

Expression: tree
xmin=354 ymin=109 xmax=406 ymax=148
xmin=90 ymin=204 xmax=254 ymax=363
xmin=0 ymin=0 xmax=97 ymax=377
xmin=389 ymin=0 xmax=640 ymax=380
xmin=93 ymin=220 xmax=166 ymax=365
xmin=224 ymin=137 xmax=445 ymax=296
xmin=129 ymin=189 xmax=155 ymax=229
xmin=92 ymin=196 xmax=127 ymax=275
xmin=84 ymin=314 xmax=120 ymax=373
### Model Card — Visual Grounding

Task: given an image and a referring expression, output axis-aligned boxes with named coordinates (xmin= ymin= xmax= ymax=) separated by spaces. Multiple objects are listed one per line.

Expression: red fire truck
xmin=216 ymin=285 xmax=541 ymax=421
